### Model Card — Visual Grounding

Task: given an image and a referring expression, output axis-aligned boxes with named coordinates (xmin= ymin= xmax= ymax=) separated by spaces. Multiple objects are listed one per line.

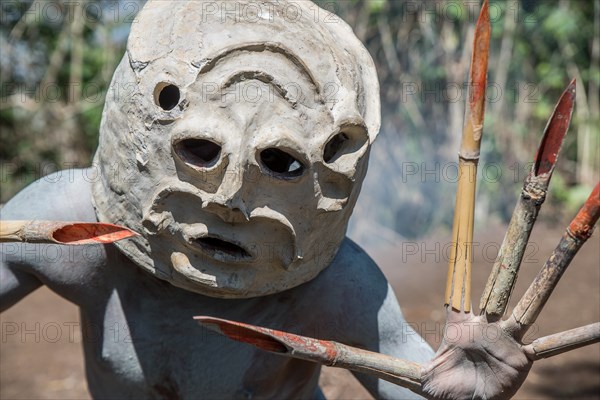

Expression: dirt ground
xmin=1 ymin=221 xmax=599 ymax=399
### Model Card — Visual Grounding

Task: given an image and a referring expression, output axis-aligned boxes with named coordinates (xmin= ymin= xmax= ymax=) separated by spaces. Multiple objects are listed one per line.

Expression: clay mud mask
xmin=92 ymin=0 xmax=380 ymax=297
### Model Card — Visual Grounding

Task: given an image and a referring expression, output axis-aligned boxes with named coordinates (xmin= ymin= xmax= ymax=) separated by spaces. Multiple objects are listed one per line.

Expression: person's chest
xmin=76 ymin=254 xmax=324 ymax=398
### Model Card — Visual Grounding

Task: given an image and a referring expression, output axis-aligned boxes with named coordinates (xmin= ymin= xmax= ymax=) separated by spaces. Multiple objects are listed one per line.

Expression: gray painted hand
xmin=422 ymin=312 xmax=531 ymax=400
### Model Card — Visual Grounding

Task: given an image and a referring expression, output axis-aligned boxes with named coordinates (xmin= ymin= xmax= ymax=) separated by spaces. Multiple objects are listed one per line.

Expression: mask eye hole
xmin=323 ymin=132 xmax=349 ymax=163
xmin=174 ymin=139 xmax=221 ymax=168
xmin=260 ymin=148 xmax=305 ymax=178
xmin=322 ymin=126 xmax=368 ymax=164
xmin=154 ymin=83 xmax=180 ymax=111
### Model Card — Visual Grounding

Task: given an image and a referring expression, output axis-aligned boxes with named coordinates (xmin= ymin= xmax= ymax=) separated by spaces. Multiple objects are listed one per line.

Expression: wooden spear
xmin=195 ymin=317 xmax=600 ymax=387
xmin=479 ymin=80 xmax=576 ymax=320
xmin=522 ymin=322 xmax=600 ymax=360
xmin=195 ymin=316 xmax=425 ymax=394
xmin=0 ymin=220 xmax=138 ymax=244
xmin=503 ymin=182 xmax=600 ymax=338
xmin=444 ymin=0 xmax=490 ymax=312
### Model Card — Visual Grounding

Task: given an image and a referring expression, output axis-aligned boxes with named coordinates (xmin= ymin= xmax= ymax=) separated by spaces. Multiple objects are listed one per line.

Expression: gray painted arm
xmin=0 ymin=255 xmax=42 ymax=312
xmin=0 ymin=169 xmax=96 ymax=311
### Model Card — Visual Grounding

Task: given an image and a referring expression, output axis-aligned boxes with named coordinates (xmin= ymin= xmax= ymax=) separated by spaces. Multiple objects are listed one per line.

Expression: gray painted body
xmin=0 ymin=170 xmax=434 ymax=399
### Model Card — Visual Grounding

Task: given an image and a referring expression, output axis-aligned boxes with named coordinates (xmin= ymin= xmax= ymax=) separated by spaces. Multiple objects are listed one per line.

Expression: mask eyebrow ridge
xmin=197 ymin=43 xmax=321 ymax=94
xmin=221 ymin=71 xmax=293 ymax=106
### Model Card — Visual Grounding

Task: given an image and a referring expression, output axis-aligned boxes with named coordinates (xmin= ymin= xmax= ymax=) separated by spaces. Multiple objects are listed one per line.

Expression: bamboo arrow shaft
xmin=445 ymin=160 xmax=477 ymax=312
xmin=504 ymin=182 xmax=600 ymax=338
xmin=523 ymin=323 xmax=600 ymax=360
xmin=445 ymin=0 xmax=490 ymax=312
xmin=0 ymin=220 xmax=138 ymax=244
xmin=479 ymin=80 xmax=576 ymax=320
xmin=0 ymin=221 xmax=32 ymax=242
xmin=195 ymin=316 xmax=424 ymax=393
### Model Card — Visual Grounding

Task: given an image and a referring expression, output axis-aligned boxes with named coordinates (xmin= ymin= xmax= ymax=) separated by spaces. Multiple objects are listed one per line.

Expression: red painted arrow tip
xmin=568 ymin=182 xmax=600 ymax=240
xmin=533 ymin=80 xmax=576 ymax=177
xmin=52 ymin=222 xmax=138 ymax=245
xmin=194 ymin=317 xmax=288 ymax=353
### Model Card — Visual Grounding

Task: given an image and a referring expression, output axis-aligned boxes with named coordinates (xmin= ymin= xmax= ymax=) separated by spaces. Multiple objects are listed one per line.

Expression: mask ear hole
xmin=154 ymin=82 xmax=180 ymax=111
xmin=323 ymin=127 xmax=368 ymax=164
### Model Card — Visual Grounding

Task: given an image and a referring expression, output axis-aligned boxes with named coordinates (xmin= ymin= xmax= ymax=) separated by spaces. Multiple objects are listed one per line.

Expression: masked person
xmin=1 ymin=1 xmax=532 ymax=399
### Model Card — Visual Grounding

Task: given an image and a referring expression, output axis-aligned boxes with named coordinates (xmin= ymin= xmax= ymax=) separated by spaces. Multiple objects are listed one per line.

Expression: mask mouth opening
xmin=193 ymin=236 xmax=252 ymax=261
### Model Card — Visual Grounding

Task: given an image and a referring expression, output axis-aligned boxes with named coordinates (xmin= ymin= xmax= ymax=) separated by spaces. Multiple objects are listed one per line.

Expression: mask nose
xmin=203 ymin=166 xmax=249 ymax=223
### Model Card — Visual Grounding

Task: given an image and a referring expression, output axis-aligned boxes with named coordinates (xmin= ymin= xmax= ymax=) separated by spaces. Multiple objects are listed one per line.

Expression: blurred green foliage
xmin=1 ymin=0 xmax=598 ymax=240
xmin=1 ymin=0 xmax=130 ymax=199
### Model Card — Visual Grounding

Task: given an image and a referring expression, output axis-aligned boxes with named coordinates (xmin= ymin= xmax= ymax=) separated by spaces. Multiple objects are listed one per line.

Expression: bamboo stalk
xmin=479 ymin=80 xmax=576 ymax=320
xmin=522 ymin=323 xmax=600 ymax=360
xmin=0 ymin=220 xmax=138 ymax=244
xmin=504 ymin=182 xmax=600 ymax=338
xmin=445 ymin=0 xmax=490 ymax=313
xmin=194 ymin=316 xmax=424 ymax=394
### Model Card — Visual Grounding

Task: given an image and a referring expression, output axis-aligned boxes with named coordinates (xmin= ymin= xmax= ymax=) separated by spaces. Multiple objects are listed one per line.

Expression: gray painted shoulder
xmin=317 ymin=237 xmax=389 ymax=302
xmin=299 ymin=238 xmax=391 ymax=342
xmin=299 ymin=237 xmax=433 ymax=399
xmin=1 ymin=168 xmax=97 ymax=221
